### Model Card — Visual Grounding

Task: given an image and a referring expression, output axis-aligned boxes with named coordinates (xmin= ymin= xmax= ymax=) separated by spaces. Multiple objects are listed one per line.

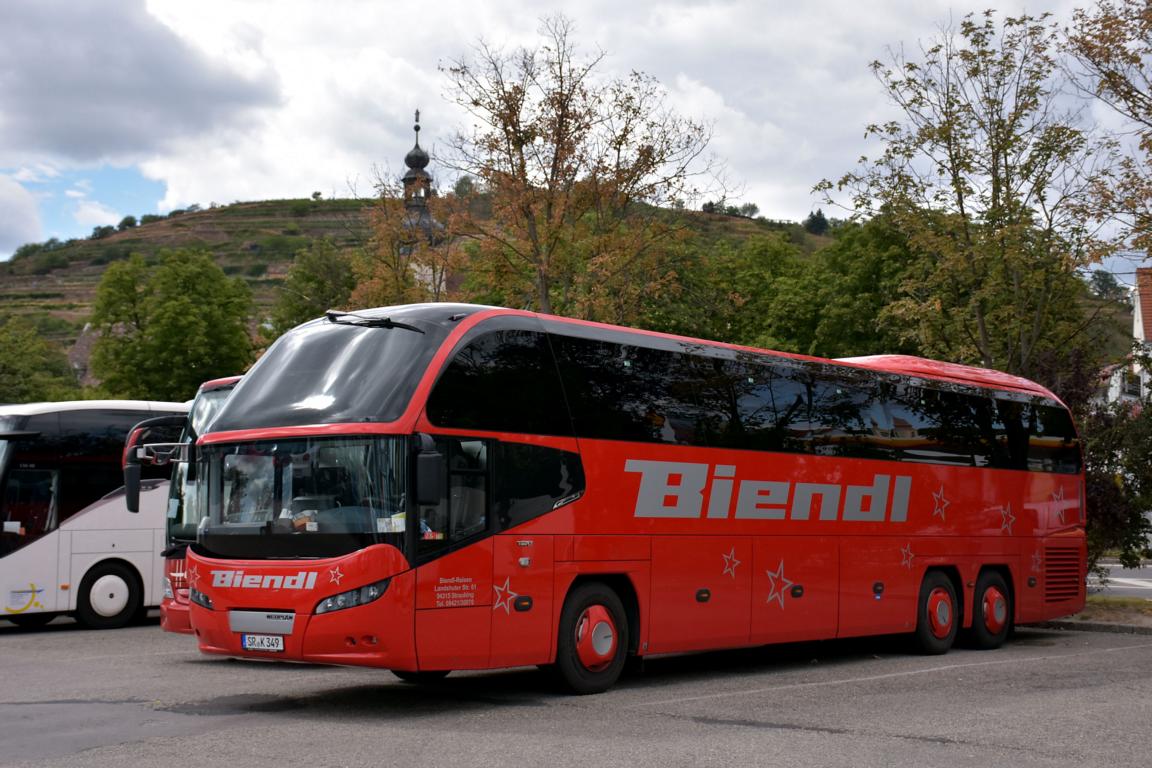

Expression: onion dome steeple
xmin=399 ymin=109 xmax=443 ymax=245
xmin=402 ymin=109 xmax=433 ymax=209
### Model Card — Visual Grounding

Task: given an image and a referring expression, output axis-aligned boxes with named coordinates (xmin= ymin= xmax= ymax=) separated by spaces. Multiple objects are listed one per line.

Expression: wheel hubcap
xmin=90 ymin=574 xmax=130 ymax=618
xmin=927 ymin=587 xmax=953 ymax=639
xmin=982 ymin=586 xmax=1008 ymax=634
xmin=575 ymin=605 xmax=617 ymax=672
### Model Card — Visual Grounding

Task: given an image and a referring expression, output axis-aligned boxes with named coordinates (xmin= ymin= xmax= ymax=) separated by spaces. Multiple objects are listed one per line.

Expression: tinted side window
xmin=494 ymin=443 xmax=585 ymax=530
xmin=1030 ymin=404 xmax=1081 ymax=473
xmin=58 ymin=410 xmax=150 ymax=521
xmin=427 ymin=331 xmax=573 ymax=437
xmin=553 ymin=335 xmax=733 ymax=446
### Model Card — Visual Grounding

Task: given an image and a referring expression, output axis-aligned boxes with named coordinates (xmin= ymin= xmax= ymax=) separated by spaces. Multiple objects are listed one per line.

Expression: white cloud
xmin=2 ymin=0 xmax=1092 ymax=227
xmin=12 ymin=164 xmax=60 ymax=183
xmin=0 ymin=177 xmax=42 ymax=259
xmin=73 ymin=200 xmax=122 ymax=229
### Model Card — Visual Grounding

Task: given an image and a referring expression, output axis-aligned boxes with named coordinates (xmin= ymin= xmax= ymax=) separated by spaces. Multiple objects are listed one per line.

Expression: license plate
xmin=241 ymin=633 xmax=285 ymax=652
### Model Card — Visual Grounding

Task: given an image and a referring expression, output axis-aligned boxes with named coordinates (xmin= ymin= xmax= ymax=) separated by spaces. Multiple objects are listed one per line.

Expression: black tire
xmin=391 ymin=670 xmax=450 ymax=684
xmin=554 ymin=582 xmax=628 ymax=695
xmin=968 ymin=570 xmax=1012 ymax=650
xmin=76 ymin=562 xmax=141 ymax=630
xmin=914 ymin=571 xmax=958 ymax=655
xmin=7 ymin=613 xmax=54 ymax=629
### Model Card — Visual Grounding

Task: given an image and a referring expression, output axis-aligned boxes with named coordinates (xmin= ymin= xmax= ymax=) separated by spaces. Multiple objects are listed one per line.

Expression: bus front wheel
xmin=76 ymin=562 xmax=141 ymax=630
xmin=391 ymin=670 xmax=450 ymax=684
xmin=914 ymin=571 xmax=958 ymax=655
xmin=554 ymin=582 xmax=628 ymax=695
xmin=968 ymin=570 xmax=1012 ymax=650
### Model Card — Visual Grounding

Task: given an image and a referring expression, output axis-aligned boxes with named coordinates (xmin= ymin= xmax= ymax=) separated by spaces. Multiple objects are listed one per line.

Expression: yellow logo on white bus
xmin=5 ymin=583 xmax=45 ymax=614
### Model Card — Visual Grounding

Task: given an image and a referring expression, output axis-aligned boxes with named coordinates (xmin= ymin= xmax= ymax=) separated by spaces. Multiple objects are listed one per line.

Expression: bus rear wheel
xmin=968 ymin=571 xmax=1012 ymax=650
xmin=914 ymin=571 xmax=958 ymax=655
xmin=76 ymin=562 xmax=141 ymax=630
xmin=554 ymin=582 xmax=628 ymax=695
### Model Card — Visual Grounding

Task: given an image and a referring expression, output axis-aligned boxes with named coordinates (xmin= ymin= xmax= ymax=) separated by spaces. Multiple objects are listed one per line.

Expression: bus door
xmin=490 ymin=534 xmax=555 ymax=666
xmin=413 ymin=437 xmax=493 ymax=670
xmin=1 ymin=416 xmax=62 ymax=615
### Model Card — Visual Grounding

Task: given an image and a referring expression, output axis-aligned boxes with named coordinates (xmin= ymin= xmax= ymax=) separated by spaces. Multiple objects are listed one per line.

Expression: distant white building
xmin=1101 ymin=267 xmax=1151 ymax=406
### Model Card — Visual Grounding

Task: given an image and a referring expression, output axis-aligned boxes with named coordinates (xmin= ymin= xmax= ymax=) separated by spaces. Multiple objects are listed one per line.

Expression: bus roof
xmin=198 ymin=376 xmax=243 ymax=393
xmin=498 ymin=307 xmax=1062 ymax=402
xmin=834 ymin=355 xmax=1059 ymax=400
xmin=0 ymin=400 xmax=189 ymax=417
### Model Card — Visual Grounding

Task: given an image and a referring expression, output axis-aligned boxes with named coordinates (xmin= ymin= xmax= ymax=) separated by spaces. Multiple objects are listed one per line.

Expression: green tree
xmin=117 ymin=215 xmax=138 ymax=231
xmin=267 ymin=239 xmax=357 ymax=340
xmin=90 ymin=250 xmax=253 ymax=401
xmin=822 ymin=12 xmax=1114 ymax=381
xmin=1081 ymin=400 xmax=1152 ymax=574
xmin=1067 ymin=0 xmax=1152 ymax=251
xmin=1088 ymin=270 xmax=1130 ymax=304
xmin=642 ymin=234 xmax=809 ymax=350
xmin=804 ymin=216 xmax=919 ymax=358
xmin=0 ymin=317 xmax=79 ymax=402
xmin=803 ymin=209 xmax=829 ymax=236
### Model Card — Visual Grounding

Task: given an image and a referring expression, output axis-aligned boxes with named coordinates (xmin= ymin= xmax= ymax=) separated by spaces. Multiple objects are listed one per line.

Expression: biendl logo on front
xmin=210 ymin=570 xmax=318 ymax=589
xmin=625 ymin=459 xmax=911 ymax=522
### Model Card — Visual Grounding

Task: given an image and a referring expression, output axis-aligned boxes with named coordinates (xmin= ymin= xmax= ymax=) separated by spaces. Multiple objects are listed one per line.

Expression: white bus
xmin=1 ymin=400 xmax=187 ymax=629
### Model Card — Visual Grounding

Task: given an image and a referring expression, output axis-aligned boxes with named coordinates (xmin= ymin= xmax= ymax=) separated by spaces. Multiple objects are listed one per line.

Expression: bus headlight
xmin=189 ymin=586 xmax=214 ymax=610
xmin=314 ymin=578 xmax=391 ymax=615
xmin=163 ymin=577 xmax=174 ymax=600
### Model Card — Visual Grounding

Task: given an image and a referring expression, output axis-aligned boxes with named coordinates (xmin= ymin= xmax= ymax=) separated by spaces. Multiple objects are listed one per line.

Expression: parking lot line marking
xmin=630 ymin=640 xmax=1152 ymax=708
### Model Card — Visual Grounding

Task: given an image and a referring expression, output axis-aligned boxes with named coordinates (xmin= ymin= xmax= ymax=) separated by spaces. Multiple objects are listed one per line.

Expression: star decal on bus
xmin=1052 ymin=487 xmax=1066 ymax=524
xmin=329 ymin=566 xmax=344 ymax=586
xmin=996 ymin=504 xmax=1015 ymax=534
xmin=187 ymin=565 xmax=200 ymax=587
xmin=493 ymin=577 xmax=519 ymax=614
xmin=932 ymin=485 xmax=950 ymax=521
xmin=722 ymin=547 xmax=741 ymax=578
xmin=766 ymin=560 xmax=793 ymax=609
xmin=900 ymin=543 xmax=915 ymax=569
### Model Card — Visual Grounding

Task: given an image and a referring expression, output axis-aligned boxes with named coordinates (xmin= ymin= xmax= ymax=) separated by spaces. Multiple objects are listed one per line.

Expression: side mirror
xmin=124 ymin=463 xmax=143 ymax=513
xmin=122 ymin=414 xmax=187 ymax=513
xmin=415 ymin=435 xmax=444 ymax=507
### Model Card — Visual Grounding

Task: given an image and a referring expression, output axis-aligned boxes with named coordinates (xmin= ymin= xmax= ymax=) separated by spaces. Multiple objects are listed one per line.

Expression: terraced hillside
xmin=0 ymin=198 xmax=374 ymax=347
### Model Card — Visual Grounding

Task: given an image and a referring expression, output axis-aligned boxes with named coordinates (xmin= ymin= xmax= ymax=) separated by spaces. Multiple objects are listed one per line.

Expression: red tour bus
xmin=124 ymin=376 xmax=241 ymax=634
xmin=183 ymin=304 xmax=1085 ymax=693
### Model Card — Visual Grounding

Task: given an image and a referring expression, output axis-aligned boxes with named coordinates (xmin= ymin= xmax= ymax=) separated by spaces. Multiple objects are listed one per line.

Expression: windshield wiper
xmin=325 ymin=310 xmax=425 ymax=334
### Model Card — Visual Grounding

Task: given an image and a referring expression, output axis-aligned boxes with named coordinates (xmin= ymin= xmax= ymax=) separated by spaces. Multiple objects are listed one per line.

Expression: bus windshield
xmin=195 ymin=436 xmax=408 ymax=559
xmin=208 ymin=308 xmax=452 ymax=432
xmin=167 ymin=386 xmax=237 ymax=545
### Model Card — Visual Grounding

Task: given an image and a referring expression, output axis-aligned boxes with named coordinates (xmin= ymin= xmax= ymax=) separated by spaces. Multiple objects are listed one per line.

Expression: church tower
xmin=401 ymin=109 xmax=441 ymax=244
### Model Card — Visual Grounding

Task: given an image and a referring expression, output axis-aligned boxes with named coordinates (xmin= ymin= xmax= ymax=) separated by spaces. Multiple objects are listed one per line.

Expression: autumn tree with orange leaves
xmin=440 ymin=15 xmax=715 ymax=322
xmin=352 ymin=180 xmax=469 ymax=308
xmin=1067 ymin=0 xmax=1152 ymax=251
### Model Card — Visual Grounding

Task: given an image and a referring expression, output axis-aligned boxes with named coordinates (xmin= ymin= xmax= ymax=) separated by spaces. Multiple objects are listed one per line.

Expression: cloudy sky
xmin=0 ymin=0 xmax=1089 ymax=262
